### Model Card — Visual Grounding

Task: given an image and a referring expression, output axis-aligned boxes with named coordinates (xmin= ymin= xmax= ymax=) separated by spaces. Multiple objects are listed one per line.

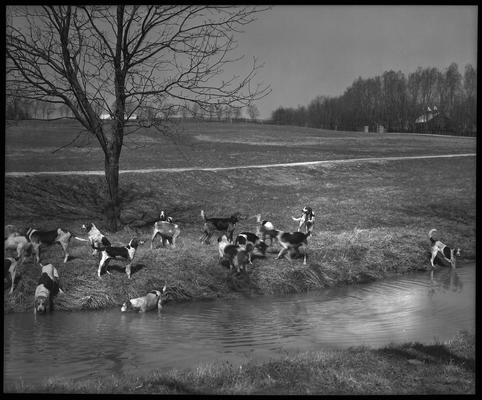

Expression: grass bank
xmin=5 ymin=331 xmax=474 ymax=394
xmin=4 ymin=155 xmax=475 ymax=313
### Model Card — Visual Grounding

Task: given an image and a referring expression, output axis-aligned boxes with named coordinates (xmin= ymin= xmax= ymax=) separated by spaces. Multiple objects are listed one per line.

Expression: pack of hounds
xmin=4 ymin=206 xmax=460 ymax=314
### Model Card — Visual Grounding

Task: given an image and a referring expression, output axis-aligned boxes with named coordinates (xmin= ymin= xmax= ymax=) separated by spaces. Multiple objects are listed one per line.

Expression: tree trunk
xmin=104 ymin=148 xmax=121 ymax=231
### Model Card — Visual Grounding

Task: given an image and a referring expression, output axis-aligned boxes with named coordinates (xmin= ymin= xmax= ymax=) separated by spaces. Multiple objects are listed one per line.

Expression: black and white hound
xmin=80 ymin=223 xmax=111 ymax=257
xmin=429 ymin=229 xmax=461 ymax=269
xmin=200 ymin=210 xmax=243 ymax=244
xmin=274 ymin=230 xmax=311 ymax=265
xmin=26 ymin=227 xmax=72 ymax=264
xmin=97 ymin=238 xmax=143 ymax=279
xmin=34 ymin=263 xmax=64 ymax=314
xmin=235 ymin=232 xmax=261 ymax=264
xmin=121 ymin=286 xmax=168 ymax=312
xmin=151 ymin=211 xmax=181 ymax=249
xmin=292 ymin=206 xmax=315 ymax=234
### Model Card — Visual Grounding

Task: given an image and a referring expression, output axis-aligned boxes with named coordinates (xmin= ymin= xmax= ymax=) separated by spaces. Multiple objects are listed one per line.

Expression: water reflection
xmin=429 ymin=267 xmax=463 ymax=297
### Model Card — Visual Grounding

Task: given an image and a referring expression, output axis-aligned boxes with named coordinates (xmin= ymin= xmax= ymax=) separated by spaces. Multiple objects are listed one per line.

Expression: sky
xmin=232 ymin=5 xmax=478 ymax=119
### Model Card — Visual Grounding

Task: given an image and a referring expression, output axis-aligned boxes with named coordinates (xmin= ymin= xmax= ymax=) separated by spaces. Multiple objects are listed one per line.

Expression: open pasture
xmin=3 ymin=120 xmax=476 ymax=312
xmin=5 ymin=119 xmax=476 ymax=172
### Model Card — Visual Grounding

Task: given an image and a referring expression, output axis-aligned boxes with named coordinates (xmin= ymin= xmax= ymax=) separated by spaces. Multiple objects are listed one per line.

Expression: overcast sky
xmin=233 ymin=5 xmax=477 ymax=119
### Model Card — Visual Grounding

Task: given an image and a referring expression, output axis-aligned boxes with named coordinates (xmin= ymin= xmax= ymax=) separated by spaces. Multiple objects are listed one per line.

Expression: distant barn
xmin=414 ymin=107 xmax=456 ymax=135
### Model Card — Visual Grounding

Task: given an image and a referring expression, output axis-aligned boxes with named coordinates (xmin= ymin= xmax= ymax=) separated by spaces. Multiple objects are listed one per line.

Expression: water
xmin=3 ymin=263 xmax=475 ymax=387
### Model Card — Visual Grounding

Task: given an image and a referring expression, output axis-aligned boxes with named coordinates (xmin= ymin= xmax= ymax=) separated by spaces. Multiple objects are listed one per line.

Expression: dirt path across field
xmin=4 ymin=153 xmax=476 ymax=177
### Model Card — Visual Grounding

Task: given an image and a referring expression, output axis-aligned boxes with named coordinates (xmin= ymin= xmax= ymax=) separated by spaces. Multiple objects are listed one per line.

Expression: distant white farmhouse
xmin=99 ymin=113 xmax=137 ymax=120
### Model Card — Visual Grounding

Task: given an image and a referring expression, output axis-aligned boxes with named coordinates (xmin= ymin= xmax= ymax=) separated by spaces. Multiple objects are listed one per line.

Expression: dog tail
xmin=74 ymin=236 xmax=89 ymax=242
xmin=26 ymin=227 xmax=34 ymax=241
xmin=201 ymin=209 xmax=206 ymax=221
xmin=292 ymin=216 xmax=302 ymax=222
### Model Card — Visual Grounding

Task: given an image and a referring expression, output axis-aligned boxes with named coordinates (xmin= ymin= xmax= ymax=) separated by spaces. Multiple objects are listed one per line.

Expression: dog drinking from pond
xmin=34 ymin=263 xmax=64 ymax=314
xmin=121 ymin=286 xmax=168 ymax=312
xmin=429 ymin=229 xmax=460 ymax=269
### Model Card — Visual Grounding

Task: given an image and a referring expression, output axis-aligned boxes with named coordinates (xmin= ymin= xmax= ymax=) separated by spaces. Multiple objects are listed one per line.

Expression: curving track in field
xmin=4 ymin=153 xmax=476 ymax=177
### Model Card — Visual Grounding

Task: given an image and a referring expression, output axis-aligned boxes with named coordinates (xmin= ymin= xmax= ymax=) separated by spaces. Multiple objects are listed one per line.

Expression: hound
xmin=274 ymin=230 xmax=311 ymax=265
xmin=429 ymin=229 xmax=461 ymax=269
xmin=151 ymin=212 xmax=180 ymax=249
xmin=200 ymin=210 xmax=243 ymax=244
xmin=4 ymin=257 xmax=19 ymax=294
xmin=292 ymin=206 xmax=315 ymax=234
xmin=80 ymin=223 xmax=111 ymax=257
xmin=121 ymin=286 xmax=168 ymax=312
xmin=4 ymin=233 xmax=32 ymax=265
xmin=97 ymin=238 xmax=143 ymax=279
xmin=26 ymin=227 xmax=72 ymax=264
xmin=235 ymin=232 xmax=261 ymax=264
xmin=34 ymin=263 xmax=64 ymax=314
xmin=221 ymin=242 xmax=254 ymax=273
xmin=255 ymin=214 xmax=278 ymax=246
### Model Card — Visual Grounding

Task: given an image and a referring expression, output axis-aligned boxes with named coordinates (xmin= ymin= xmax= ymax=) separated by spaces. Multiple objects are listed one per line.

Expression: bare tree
xmin=247 ymin=103 xmax=260 ymax=122
xmin=232 ymin=106 xmax=243 ymax=121
xmin=6 ymin=5 xmax=270 ymax=230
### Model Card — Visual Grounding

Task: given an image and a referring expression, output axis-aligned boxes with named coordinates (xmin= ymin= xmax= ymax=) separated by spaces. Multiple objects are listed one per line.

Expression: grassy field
xmin=5 ymin=119 xmax=476 ymax=172
xmin=3 ymin=120 xmax=476 ymax=313
xmin=6 ymin=331 xmax=475 ymax=394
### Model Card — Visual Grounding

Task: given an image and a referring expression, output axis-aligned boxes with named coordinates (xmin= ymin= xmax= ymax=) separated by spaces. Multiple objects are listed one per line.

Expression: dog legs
xmin=151 ymin=230 xmax=159 ymax=249
xmin=125 ymin=263 xmax=132 ymax=279
xmin=32 ymin=243 xmax=41 ymax=265
xmin=59 ymin=241 xmax=70 ymax=263
xmin=171 ymin=231 xmax=180 ymax=248
xmin=275 ymin=247 xmax=289 ymax=261
xmin=98 ymin=254 xmax=109 ymax=277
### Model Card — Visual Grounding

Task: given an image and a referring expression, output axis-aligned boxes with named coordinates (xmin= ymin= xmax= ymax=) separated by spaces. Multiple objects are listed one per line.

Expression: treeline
xmin=270 ymin=63 xmax=476 ymax=135
xmin=5 ymin=96 xmax=262 ymax=123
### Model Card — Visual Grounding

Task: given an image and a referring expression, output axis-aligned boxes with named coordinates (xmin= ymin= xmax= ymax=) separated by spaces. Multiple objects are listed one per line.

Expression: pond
xmin=3 ymin=263 xmax=475 ymax=388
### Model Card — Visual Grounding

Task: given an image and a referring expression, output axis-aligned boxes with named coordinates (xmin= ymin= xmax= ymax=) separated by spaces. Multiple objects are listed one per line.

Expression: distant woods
xmin=270 ymin=63 xmax=477 ymax=136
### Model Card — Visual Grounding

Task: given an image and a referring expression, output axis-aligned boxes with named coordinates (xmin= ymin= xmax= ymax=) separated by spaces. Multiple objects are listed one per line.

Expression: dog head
xmin=34 ymin=295 xmax=49 ymax=314
xmin=235 ymin=234 xmax=248 ymax=246
xmin=121 ymin=300 xmax=133 ymax=312
xmin=454 ymin=248 xmax=461 ymax=257
xmin=218 ymin=234 xmax=230 ymax=244
xmin=81 ymin=223 xmax=93 ymax=233
xmin=302 ymin=206 xmax=314 ymax=218
xmin=156 ymin=285 xmax=168 ymax=309
xmin=159 ymin=211 xmax=167 ymax=221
